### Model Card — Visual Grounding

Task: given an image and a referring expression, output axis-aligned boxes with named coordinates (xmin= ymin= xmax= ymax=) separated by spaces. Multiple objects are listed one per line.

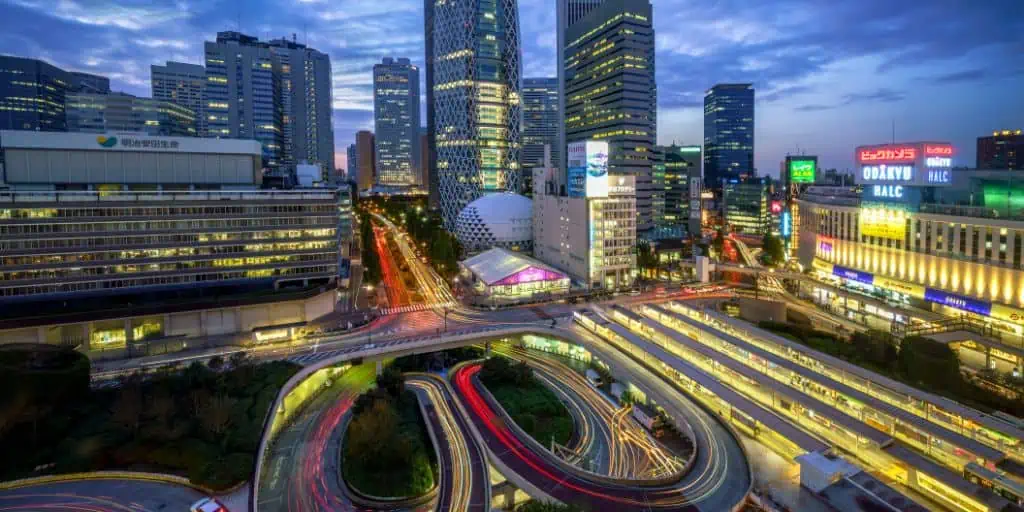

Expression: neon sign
xmin=862 ymin=164 xmax=913 ymax=181
xmin=832 ymin=265 xmax=874 ymax=285
xmin=858 ymin=147 xmax=917 ymax=163
xmin=926 ymin=157 xmax=951 ymax=167
xmin=872 ymin=185 xmax=904 ymax=199
xmin=771 ymin=201 xmax=783 ymax=214
xmin=924 ymin=288 xmax=991 ymax=316
xmin=925 ymin=144 xmax=954 ymax=156
xmin=927 ymin=169 xmax=951 ymax=184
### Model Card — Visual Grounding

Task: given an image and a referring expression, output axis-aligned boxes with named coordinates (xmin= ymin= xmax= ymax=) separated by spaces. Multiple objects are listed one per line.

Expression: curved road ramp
xmin=251 ymin=325 xmax=752 ymax=511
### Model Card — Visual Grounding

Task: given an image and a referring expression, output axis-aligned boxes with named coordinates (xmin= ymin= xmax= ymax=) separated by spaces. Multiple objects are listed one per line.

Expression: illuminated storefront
xmin=460 ymin=247 xmax=570 ymax=301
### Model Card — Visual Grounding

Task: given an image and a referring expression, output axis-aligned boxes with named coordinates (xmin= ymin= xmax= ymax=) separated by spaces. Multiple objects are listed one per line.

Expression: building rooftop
xmin=461 ymin=247 xmax=567 ymax=286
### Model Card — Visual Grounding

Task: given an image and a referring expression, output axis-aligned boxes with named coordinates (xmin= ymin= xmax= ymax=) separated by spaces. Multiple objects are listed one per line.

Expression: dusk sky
xmin=1 ymin=0 xmax=1021 ymax=176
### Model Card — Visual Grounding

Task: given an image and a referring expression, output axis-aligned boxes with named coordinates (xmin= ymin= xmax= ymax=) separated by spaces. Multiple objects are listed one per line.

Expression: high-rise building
xmin=205 ymin=31 xmax=283 ymax=168
xmin=419 ymin=128 xmax=429 ymax=190
xmin=430 ymin=0 xmax=523 ymax=230
xmin=70 ymin=72 xmax=110 ymax=94
xmin=373 ymin=57 xmax=420 ymax=187
xmin=151 ymin=61 xmax=207 ymax=136
xmin=557 ymin=0 xmax=605 ymax=173
xmin=978 ymin=129 xmax=1023 ymax=170
xmin=658 ymin=144 xmax=701 ymax=232
xmin=564 ymin=0 xmax=656 ymax=232
xmin=522 ymin=77 xmax=559 ymax=174
xmin=66 ymin=93 xmax=196 ymax=137
xmin=424 ymin=0 xmax=439 ymax=209
xmin=204 ymin=32 xmax=334 ymax=172
xmin=355 ymin=130 xmax=375 ymax=193
xmin=723 ymin=176 xmax=771 ymax=235
xmin=0 ymin=55 xmax=71 ymax=132
xmin=704 ymin=83 xmax=755 ymax=189
xmin=268 ymin=37 xmax=335 ymax=171
xmin=346 ymin=143 xmax=358 ymax=181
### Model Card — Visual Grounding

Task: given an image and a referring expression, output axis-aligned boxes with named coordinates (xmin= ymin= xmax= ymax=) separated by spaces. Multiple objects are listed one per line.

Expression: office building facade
xmin=66 ymin=93 xmax=196 ymax=137
xmin=557 ymin=0 xmax=606 ymax=173
xmin=355 ymin=130 xmax=375 ymax=192
xmin=346 ymin=143 xmax=358 ymax=181
xmin=373 ymin=57 xmax=420 ymax=186
xmin=0 ymin=55 xmax=71 ymax=132
xmin=70 ymin=72 xmax=110 ymax=94
xmin=151 ymin=61 xmax=207 ymax=136
xmin=269 ymin=37 xmax=335 ymax=171
xmin=430 ymin=0 xmax=523 ymax=229
xmin=522 ymin=77 xmax=559 ymax=173
xmin=704 ymin=83 xmax=755 ymax=188
xmin=723 ymin=177 xmax=771 ymax=235
xmin=533 ymin=166 xmax=636 ymax=290
xmin=564 ymin=0 xmax=656 ymax=232
xmin=0 ymin=130 xmax=346 ymax=349
xmin=657 ymin=144 xmax=701 ymax=232
xmin=978 ymin=129 xmax=1023 ymax=170
xmin=205 ymin=31 xmax=283 ymax=168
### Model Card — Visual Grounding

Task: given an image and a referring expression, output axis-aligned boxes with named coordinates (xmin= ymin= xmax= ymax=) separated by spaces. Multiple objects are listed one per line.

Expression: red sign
xmin=925 ymin=144 xmax=954 ymax=156
xmin=771 ymin=201 xmax=783 ymax=214
xmin=858 ymin=146 xmax=917 ymax=163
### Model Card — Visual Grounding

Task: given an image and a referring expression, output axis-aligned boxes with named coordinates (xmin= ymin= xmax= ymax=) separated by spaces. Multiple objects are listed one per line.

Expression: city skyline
xmin=0 ymin=0 xmax=1020 ymax=174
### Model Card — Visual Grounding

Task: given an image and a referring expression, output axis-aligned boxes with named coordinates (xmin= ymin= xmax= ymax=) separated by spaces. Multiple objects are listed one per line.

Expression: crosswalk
xmin=379 ymin=301 xmax=459 ymax=316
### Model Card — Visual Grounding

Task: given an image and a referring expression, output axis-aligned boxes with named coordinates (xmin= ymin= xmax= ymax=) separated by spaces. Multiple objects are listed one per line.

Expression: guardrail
xmin=0 ymin=470 xmax=223 ymax=494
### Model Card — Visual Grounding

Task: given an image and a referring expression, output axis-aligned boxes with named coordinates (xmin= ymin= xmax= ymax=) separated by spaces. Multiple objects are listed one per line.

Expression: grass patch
xmin=478 ymin=357 xmax=573 ymax=447
xmin=0 ymin=349 xmax=298 ymax=491
xmin=342 ymin=368 xmax=436 ymax=498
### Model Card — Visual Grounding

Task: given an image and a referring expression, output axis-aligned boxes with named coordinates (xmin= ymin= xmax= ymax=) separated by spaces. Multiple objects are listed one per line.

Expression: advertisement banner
xmin=789 ymin=159 xmax=816 ymax=183
xmin=832 ymin=265 xmax=875 ymax=285
xmin=567 ymin=141 xmax=587 ymax=197
xmin=874 ymin=276 xmax=926 ymax=299
xmin=860 ymin=207 xmax=908 ymax=241
xmin=585 ymin=141 xmax=609 ymax=198
xmin=924 ymin=288 xmax=992 ymax=317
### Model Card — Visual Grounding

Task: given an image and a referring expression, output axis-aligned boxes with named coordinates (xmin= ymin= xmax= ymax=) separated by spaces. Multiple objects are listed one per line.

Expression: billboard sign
xmin=567 ymin=140 xmax=609 ymax=198
xmin=855 ymin=142 xmax=955 ymax=186
xmin=567 ymin=141 xmax=586 ymax=197
xmin=860 ymin=207 xmax=908 ymax=240
xmin=788 ymin=158 xmax=816 ymax=183
xmin=858 ymin=146 xmax=917 ymax=163
xmin=771 ymin=201 xmax=784 ymax=214
xmin=585 ymin=141 xmax=609 ymax=198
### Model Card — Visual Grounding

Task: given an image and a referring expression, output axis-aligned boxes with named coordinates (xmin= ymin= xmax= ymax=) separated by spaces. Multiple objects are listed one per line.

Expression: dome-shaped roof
xmin=455 ymin=193 xmax=534 ymax=254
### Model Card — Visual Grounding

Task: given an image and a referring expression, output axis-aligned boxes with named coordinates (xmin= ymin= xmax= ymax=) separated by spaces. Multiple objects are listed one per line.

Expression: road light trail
xmin=408 ymin=375 xmax=490 ymax=512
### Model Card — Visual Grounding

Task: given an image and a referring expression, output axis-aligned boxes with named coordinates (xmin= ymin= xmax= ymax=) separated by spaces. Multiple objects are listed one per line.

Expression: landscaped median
xmin=340 ymin=366 xmax=437 ymax=501
xmin=477 ymin=356 xmax=575 ymax=448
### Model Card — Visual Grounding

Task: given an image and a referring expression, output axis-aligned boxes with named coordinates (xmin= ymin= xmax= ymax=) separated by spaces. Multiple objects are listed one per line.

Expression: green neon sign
xmin=789 ymin=159 xmax=816 ymax=183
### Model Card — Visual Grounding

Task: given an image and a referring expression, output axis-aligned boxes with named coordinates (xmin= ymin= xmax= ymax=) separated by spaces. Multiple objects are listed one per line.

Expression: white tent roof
xmin=461 ymin=247 xmax=567 ymax=286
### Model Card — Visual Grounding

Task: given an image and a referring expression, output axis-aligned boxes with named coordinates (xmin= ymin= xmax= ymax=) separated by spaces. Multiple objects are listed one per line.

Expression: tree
xmin=228 ymin=351 xmax=249 ymax=369
xmin=761 ymin=233 xmax=786 ymax=266
xmin=198 ymin=394 xmax=237 ymax=438
xmin=376 ymin=366 xmax=405 ymax=398
xmin=517 ymin=501 xmax=584 ymax=512
xmin=207 ymin=355 xmax=225 ymax=371
xmin=111 ymin=384 xmax=144 ymax=436
xmin=636 ymin=241 xmax=659 ymax=277
xmin=897 ymin=336 xmax=962 ymax=392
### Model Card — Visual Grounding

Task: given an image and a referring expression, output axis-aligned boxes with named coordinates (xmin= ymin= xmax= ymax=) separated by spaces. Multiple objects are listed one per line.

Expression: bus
xmin=964 ymin=462 xmax=1024 ymax=506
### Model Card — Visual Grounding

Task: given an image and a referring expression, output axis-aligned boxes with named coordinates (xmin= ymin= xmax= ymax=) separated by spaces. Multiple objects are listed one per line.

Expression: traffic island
xmin=477 ymin=356 xmax=575 ymax=448
xmin=340 ymin=367 xmax=438 ymax=502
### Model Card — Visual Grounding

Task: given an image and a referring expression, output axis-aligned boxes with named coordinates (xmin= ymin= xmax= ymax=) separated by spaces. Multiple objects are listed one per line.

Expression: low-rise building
xmin=458 ymin=247 xmax=569 ymax=303
xmin=0 ymin=131 xmax=349 ymax=354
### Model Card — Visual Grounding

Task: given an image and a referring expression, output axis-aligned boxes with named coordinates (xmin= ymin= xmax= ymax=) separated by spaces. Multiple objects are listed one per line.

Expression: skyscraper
xmin=355 ymin=130 xmax=375 ymax=193
xmin=205 ymin=31 xmax=284 ymax=168
xmin=522 ymin=77 xmax=559 ymax=173
xmin=564 ymin=0 xmax=656 ymax=232
xmin=346 ymin=143 xmax=357 ymax=181
xmin=0 ymin=55 xmax=70 ymax=132
xmin=424 ymin=0 xmax=439 ymax=209
xmin=431 ymin=0 xmax=523 ymax=230
xmin=204 ymin=32 xmax=334 ymax=172
xmin=978 ymin=129 xmax=1023 ymax=170
xmin=268 ymin=37 xmax=335 ymax=171
xmin=373 ymin=57 xmax=420 ymax=187
xmin=151 ymin=61 xmax=206 ymax=136
xmin=557 ymin=0 xmax=605 ymax=173
xmin=704 ymin=83 xmax=755 ymax=188
xmin=658 ymin=144 xmax=701 ymax=231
